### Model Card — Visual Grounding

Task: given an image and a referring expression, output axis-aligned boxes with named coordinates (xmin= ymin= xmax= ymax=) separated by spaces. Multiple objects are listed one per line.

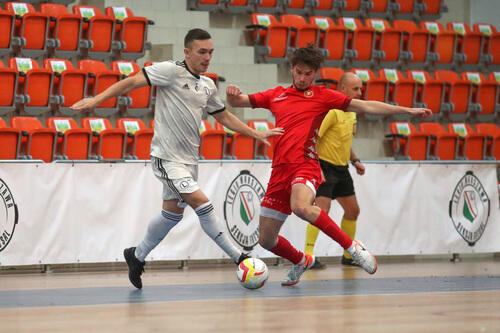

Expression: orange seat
xmin=420 ymin=21 xmax=457 ymax=64
xmin=419 ymin=0 xmax=443 ymax=15
xmin=475 ymin=123 xmax=500 ymax=160
xmin=0 ymin=9 xmax=15 ymax=58
xmin=419 ymin=122 xmax=458 ymax=160
xmin=386 ymin=121 xmax=430 ymax=160
xmin=343 ymin=0 xmax=361 ymax=11
xmin=105 ymin=7 xmax=153 ymax=61
xmin=0 ymin=117 xmax=21 ymax=159
xmin=215 ymin=121 xmax=255 ymax=159
xmin=199 ymin=120 xmax=226 ymax=160
xmin=488 ymin=72 xmax=500 ymax=112
xmin=313 ymin=0 xmax=342 ymax=17
xmin=280 ymin=14 xmax=322 ymax=51
xmin=111 ymin=60 xmax=153 ymax=117
xmin=392 ymin=20 xmax=430 ymax=64
xmin=473 ymin=23 xmax=500 ymax=64
xmin=434 ymin=70 xmax=474 ymax=120
xmin=10 ymin=116 xmax=57 ymax=162
xmin=8 ymin=57 xmax=53 ymax=116
xmin=46 ymin=117 xmax=92 ymax=159
xmin=316 ymin=67 xmax=344 ymax=90
xmin=365 ymin=18 xmax=403 ymax=63
xmin=248 ymin=120 xmax=274 ymax=159
xmin=0 ymin=60 xmax=18 ymax=115
xmin=461 ymin=71 xmax=497 ymax=121
xmin=396 ymin=0 xmax=415 ymax=14
xmin=201 ymin=72 xmax=225 ymax=89
xmin=5 ymin=2 xmax=50 ymax=58
xmin=309 ymin=16 xmax=347 ymax=62
xmin=116 ymin=118 xmax=153 ymax=159
xmin=350 ymin=68 xmax=388 ymax=102
xmin=78 ymin=60 xmax=121 ymax=116
xmin=72 ymin=5 xmax=116 ymax=59
xmin=378 ymin=68 xmax=416 ymax=108
xmin=44 ymin=58 xmax=87 ymax=116
xmin=447 ymin=123 xmax=486 ymax=160
xmin=447 ymin=22 xmax=482 ymax=65
xmin=406 ymin=70 xmax=445 ymax=117
xmin=39 ymin=3 xmax=82 ymax=59
xmin=82 ymin=117 xmax=126 ymax=160
xmin=247 ymin=13 xmax=291 ymax=63
xmin=339 ymin=17 xmax=376 ymax=61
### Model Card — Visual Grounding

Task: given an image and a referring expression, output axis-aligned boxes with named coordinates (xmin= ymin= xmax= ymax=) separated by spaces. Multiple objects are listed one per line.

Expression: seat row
xmin=386 ymin=121 xmax=500 ymax=160
xmin=188 ymin=0 xmax=446 ymax=21
xmin=0 ymin=2 xmax=153 ymax=61
xmin=316 ymin=67 xmax=500 ymax=121
xmin=247 ymin=13 xmax=499 ymax=70
xmin=0 ymin=116 xmax=276 ymax=162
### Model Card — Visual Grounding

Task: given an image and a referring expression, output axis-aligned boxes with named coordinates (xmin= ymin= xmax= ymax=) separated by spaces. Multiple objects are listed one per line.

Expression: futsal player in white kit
xmin=71 ymin=28 xmax=283 ymax=289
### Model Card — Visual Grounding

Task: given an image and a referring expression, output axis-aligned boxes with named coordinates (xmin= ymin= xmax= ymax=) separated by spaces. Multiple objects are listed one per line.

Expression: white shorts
xmin=151 ymin=157 xmax=200 ymax=201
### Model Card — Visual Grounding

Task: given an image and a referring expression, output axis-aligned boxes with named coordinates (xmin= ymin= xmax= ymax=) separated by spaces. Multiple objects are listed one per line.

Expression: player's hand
xmin=255 ymin=127 xmax=284 ymax=146
xmin=226 ymin=85 xmax=242 ymax=97
xmin=409 ymin=108 xmax=433 ymax=119
xmin=71 ymin=97 xmax=98 ymax=112
xmin=354 ymin=161 xmax=365 ymax=175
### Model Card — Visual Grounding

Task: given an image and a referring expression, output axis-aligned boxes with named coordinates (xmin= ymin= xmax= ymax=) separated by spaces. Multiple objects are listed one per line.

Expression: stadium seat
xmin=0 ymin=117 xmax=21 ymax=160
xmin=257 ymin=0 xmax=282 ymax=14
xmin=246 ymin=13 xmax=292 ymax=63
xmin=46 ymin=117 xmax=92 ymax=160
xmin=39 ymin=3 xmax=82 ymax=59
xmin=8 ymin=57 xmax=53 ymax=116
xmin=0 ymin=60 xmax=18 ymax=116
xmin=420 ymin=21 xmax=456 ymax=65
xmin=10 ymin=116 xmax=57 ymax=162
xmin=475 ymin=123 xmax=500 ymax=160
xmin=419 ymin=122 xmax=458 ymax=160
xmin=0 ymin=9 xmax=15 ymax=58
xmin=447 ymin=22 xmax=482 ymax=65
xmin=248 ymin=120 xmax=274 ymax=159
xmin=339 ymin=17 xmax=377 ymax=62
xmin=419 ymin=0 xmax=444 ymax=16
xmin=365 ymin=18 xmax=404 ymax=64
xmin=315 ymin=67 xmax=344 ymax=90
xmin=386 ymin=121 xmax=430 ymax=160
xmin=473 ymin=23 xmax=500 ymax=65
xmin=44 ymin=58 xmax=87 ymax=116
xmin=312 ymin=0 xmax=345 ymax=17
xmin=215 ymin=121 xmax=256 ymax=159
xmin=199 ymin=120 xmax=227 ymax=160
xmin=392 ymin=19 xmax=430 ymax=64
xmin=111 ymin=60 xmax=153 ymax=117
xmin=488 ymin=72 xmax=500 ymax=113
xmin=78 ymin=60 xmax=122 ymax=117
xmin=81 ymin=117 xmax=126 ymax=160
xmin=434 ymin=70 xmax=475 ymax=120
xmin=309 ymin=16 xmax=347 ymax=63
xmin=406 ymin=69 xmax=445 ymax=118
xmin=72 ymin=5 xmax=117 ymax=60
xmin=378 ymin=68 xmax=417 ymax=120
xmin=105 ymin=7 xmax=153 ymax=61
xmin=280 ymin=14 xmax=324 ymax=52
xmin=461 ymin=71 xmax=498 ymax=121
xmin=447 ymin=123 xmax=487 ymax=160
xmin=350 ymin=68 xmax=387 ymax=102
xmin=5 ymin=2 xmax=50 ymax=58
xmin=116 ymin=118 xmax=153 ymax=160
xmin=395 ymin=0 xmax=415 ymax=15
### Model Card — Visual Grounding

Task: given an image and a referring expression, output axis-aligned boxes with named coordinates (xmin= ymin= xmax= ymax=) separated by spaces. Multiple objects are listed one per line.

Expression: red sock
xmin=313 ymin=210 xmax=353 ymax=249
xmin=270 ymin=235 xmax=303 ymax=265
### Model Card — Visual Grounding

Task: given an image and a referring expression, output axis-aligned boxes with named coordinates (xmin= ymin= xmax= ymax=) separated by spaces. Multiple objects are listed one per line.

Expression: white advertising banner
xmin=0 ymin=162 xmax=498 ymax=266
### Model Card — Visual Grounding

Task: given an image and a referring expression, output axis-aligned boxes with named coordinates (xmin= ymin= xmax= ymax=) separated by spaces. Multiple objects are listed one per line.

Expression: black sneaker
xmin=310 ymin=258 xmax=326 ymax=270
xmin=237 ymin=253 xmax=250 ymax=265
xmin=124 ymin=247 xmax=145 ymax=289
xmin=341 ymin=255 xmax=359 ymax=266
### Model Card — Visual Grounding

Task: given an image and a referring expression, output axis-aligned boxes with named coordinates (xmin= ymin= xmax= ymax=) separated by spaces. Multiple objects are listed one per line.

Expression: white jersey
xmin=143 ymin=60 xmax=225 ymax=164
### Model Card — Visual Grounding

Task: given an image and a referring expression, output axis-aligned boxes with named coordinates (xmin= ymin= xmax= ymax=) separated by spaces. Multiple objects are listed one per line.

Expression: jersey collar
xmin=182 ymin=60 xmax=200 ymax=79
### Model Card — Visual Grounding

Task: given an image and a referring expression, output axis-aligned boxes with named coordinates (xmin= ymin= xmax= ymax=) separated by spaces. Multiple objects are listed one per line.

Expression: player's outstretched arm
xmin=212 ymin=110 xmax=284 ymax=146
xmin=71 ymin=71 xmax=148 ymax=112
xmin=226 ymin=85 xmax=252 ymax=108
xmin=347 ymin=99 xmax=432 ymax=119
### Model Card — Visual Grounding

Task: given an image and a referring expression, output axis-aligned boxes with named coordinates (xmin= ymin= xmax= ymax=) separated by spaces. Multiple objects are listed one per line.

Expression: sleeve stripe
xmin=142 ymin=67 xmax=152 ymax=86
xmin=208 ymin=107 xmax=226 ymax=115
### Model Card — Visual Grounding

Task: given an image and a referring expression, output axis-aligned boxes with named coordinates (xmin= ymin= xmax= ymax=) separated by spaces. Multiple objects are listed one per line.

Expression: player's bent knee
xmin=291 ymin=205 xmax=310 ymax=220
xmin=258 ymin=235 xmax=276 ymax=250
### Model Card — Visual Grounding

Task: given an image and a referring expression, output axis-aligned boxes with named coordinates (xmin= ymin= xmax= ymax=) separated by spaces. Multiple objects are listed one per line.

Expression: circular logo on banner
xmin=224 ymin=170 xmax=265 ymax=251
xmin=0 ymin=178 xmax=18 ymax=252
xmin=449 ymin=171 xmax=490 ymax=246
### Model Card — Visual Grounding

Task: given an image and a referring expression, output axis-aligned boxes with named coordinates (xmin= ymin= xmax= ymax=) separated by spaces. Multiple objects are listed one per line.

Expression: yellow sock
xmin=341 ymin=217 xmax=357 ymax=259
xmin=305 ymin=223 xmax=320 ymax=255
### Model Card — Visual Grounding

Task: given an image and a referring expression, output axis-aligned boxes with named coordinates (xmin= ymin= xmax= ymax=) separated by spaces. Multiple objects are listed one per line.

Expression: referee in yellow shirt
xmin=306 ymin=72 xmax=366 ymax=268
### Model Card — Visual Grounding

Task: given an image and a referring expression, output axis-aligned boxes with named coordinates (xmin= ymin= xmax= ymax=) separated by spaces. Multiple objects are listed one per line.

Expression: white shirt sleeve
xmin=143 ymin=61 xmax=176 ymax=87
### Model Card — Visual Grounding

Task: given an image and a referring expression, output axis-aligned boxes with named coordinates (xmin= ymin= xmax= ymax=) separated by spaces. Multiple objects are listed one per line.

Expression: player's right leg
xmin=305 ymin=195 xmax=331 ymax=269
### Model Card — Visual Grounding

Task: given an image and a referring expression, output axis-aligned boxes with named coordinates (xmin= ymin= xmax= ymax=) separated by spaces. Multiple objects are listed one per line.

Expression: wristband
xmin=351 ymin=158 xmax=360 ymax=165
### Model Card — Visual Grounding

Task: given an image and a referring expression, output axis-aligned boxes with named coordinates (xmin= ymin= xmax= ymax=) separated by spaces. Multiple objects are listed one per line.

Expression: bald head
xmin=338 ymin=72 xmax=363 ymax=99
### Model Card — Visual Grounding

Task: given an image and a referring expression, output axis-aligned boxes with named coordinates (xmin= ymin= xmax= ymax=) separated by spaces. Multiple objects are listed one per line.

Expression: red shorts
xmin=261 ymin=159 xmax=322 ymax=215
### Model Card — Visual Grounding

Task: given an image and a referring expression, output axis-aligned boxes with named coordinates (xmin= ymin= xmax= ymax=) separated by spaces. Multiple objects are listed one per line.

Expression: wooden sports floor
xmin=1 ymin=257 xmax=499 ymax=333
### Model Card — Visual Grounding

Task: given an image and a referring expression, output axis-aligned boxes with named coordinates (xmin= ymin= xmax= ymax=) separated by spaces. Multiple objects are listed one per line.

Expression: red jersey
xmin=249 ymin=84 xmax=351 ymax=167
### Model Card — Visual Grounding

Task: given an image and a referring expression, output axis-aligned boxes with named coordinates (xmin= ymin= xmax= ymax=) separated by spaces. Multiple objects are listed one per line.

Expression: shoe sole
xmin=353 ymin=241 xmax=378 ymax=274
xmin=281 ymin=280 xmax=299 ymax=286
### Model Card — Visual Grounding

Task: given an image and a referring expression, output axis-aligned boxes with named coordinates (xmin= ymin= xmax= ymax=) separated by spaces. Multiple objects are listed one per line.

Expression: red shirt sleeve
xmin=323 ymin=88 xmax=352 ymax=111
xmin=248 ymin=86 xmax=282 ymax=109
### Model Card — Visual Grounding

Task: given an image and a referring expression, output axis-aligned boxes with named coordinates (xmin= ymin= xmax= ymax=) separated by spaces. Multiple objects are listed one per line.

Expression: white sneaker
xmin=281 ymin=254 xmax=315 ymax=286
xmin=348 ymin=240 xmax=378 ymax=274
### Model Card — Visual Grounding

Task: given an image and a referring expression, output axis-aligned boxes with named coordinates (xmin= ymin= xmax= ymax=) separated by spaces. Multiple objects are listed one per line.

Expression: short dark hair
xmin=184 ymin=28 xmax=212 ymax=48
xmin=289 ymin=46 xmax=324 ymax=71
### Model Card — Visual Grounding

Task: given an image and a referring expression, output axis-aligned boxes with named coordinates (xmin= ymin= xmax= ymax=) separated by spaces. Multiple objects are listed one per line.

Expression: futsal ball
xmin=237 ymin=258 xmax=269 ymax=289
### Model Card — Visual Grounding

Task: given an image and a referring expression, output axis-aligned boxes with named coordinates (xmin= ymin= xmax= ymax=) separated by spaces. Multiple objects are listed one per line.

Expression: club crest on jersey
xmin=0 ymin=178 xmax=19 ymax=252
xmin=304 ymin=90 xmax=314 ymax=98
xmin=449 ymin=171 xmax=490 ymax=246
xmin=224 ymin=170 xmax=265 ymax=250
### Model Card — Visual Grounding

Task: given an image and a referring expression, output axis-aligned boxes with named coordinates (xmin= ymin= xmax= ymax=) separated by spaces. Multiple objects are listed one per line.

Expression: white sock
xmin=195 ymin=202 xmax=241 ymax=263
xmin=135 ymin=210 xmax=183 ymax=262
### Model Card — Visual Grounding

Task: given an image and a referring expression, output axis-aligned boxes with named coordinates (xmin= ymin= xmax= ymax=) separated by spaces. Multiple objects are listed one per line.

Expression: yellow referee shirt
xmin=316 ymin=109 xmax=356 ymax=166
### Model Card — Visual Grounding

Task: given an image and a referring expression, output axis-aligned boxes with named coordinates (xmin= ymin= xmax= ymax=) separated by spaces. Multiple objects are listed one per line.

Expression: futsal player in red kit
xmin=226 ymin=47 xmax=432 ymax=286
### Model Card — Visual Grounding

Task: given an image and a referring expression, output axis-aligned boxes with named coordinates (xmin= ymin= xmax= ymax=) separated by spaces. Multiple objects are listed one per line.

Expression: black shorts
xmin=316 ymin=159 xmax=355 ymax=199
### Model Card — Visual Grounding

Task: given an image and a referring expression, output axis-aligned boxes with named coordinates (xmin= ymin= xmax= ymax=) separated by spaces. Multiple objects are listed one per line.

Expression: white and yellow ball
xmin=237 ymin=258 xmax=269 ymax=289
